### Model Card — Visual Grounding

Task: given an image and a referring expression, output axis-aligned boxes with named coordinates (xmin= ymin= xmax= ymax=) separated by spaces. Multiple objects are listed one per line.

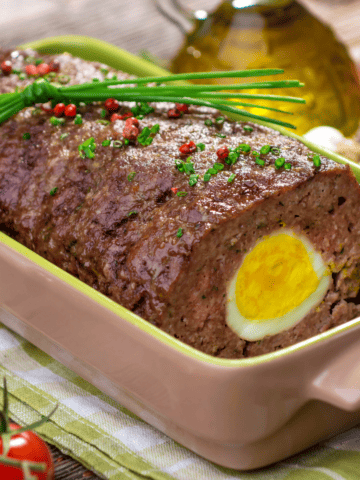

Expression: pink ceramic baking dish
xmin=1 ymin=35 xmax=360 ymax=470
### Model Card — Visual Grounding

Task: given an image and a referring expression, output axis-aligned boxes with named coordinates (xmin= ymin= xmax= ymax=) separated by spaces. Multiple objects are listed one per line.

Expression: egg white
xmin=226 ymin=229 xmax=331 ymax=341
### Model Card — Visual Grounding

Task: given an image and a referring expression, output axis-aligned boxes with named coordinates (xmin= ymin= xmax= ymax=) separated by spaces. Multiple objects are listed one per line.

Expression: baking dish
xmin=1 ymin=35 xmax=360 ymax=470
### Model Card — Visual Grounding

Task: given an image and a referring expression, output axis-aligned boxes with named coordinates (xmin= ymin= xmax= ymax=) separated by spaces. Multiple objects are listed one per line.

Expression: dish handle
xmin=308 ymin=342 xmax=360 ymax=412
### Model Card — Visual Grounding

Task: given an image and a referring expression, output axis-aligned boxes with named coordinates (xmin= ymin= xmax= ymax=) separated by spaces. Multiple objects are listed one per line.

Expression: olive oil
xmin=170 ymin=0 xmax=360 ymax=135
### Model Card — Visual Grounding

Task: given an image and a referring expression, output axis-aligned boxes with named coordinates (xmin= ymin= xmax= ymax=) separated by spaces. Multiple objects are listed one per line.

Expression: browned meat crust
xmin=1 ymin=49 xmax=360 ymax=358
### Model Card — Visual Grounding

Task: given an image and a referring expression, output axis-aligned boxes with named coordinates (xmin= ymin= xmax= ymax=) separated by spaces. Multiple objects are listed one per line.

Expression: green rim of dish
xmin=12 ymin=34 xmax=360 ymax=367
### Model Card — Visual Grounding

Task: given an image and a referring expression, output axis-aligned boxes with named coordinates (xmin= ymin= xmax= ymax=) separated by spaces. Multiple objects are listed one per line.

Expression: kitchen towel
xmin=0 ymin=321 xmax=359 ymax=480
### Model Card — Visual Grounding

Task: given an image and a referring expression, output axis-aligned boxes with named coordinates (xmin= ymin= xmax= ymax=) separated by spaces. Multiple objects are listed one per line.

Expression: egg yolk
xmin=235 ymin=233 xmax=320 ymax=321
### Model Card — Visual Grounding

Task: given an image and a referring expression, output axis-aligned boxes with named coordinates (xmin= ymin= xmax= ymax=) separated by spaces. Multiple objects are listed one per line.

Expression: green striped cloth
xmin=0 ymin=321 xmax=359 ymax=480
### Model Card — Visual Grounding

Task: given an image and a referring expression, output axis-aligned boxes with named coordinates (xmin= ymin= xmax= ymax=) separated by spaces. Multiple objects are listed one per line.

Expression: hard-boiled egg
xmin=226 ymin=229 xmax=331 ymax=341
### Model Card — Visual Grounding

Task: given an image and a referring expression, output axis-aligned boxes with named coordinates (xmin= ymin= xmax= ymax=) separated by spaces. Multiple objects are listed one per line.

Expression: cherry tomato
xmin=0 ymin=423 xmax=54 ymax=480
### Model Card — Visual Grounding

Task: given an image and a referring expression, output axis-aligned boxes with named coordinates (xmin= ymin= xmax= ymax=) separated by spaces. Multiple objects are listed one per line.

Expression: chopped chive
xmin=260 ymin=145 xmax=271 ymax=155
xmin=176 ymin=228 xmax=183 ymax=238
xmin=214 ymin=163 xmax=224 ymax=171
xmin=50 ymin=116 xmax=65 ymax=126
xmin=124 ymin=139 xmax=130 ymax=145
xmin=313 ymin=154 xmax=321 ymax=167
xmin=215 ymin=116 xmax=225 ymax=125
xmin=58 ymin=74 xmax=70 ymax=84
xmin=196 ymin=143 xmax=205 ymax=151
xmin=96 ymin=119 xmax=110 ymax=125
xmin=137 ymin=115 xmax=144 ymax=120
xmin=101 ymin=139 xmax=111 ymax=146
xmin=92 ymin=78 xmax=100 ymax=83
xmin=112 ymin=140 xmax=123 ymax=148
xmin=204 ymin=173 xmax=211 ymax=182
xmin=22 ymin=132 xmax=31 ymax=140
xmin=184 ymin=162 xmax=195 ymax=174
xmin=127 ymin=210 xmax=138 ymax=216
xmin=284 ymin=162 xmax=292 ymax=170
xmin=50 ymin=187 xmax=58 ymax=196
xmin=204 ymin=119 xmax=213 ymax=127
xmin=175 ymin=159 xmax=185 ymax=172
xmin=100 ymin=67 xmax=109 ymax=75
xmin=100 ymin=109 xmax=107 ymax=118
xmin=228 ymin=173 xmax=236 ymax=183
xmin=239 ymin=143 xmax=251 ymax=153
xmin=255 ymin=157 xmax=265 ymax=166
xmin=79 ymin=137 xmax=96 ymax=158
xmin=271 ymin=147 xmax=281 ymax=155
xmin=74 ymin=114 xmax=83 ymax=125
xmin=189 ymin=174 xmax=199 ymax=186
xmin=35 ymin=59 xmax=43 ymax=66
xmin=127 ymin=172 xmax=136 ymax=181
xmin=216 ymin=133 xmax=226 ymax=138
xmin=150 ymin=124 xmax=160 ymax=134
xmin=207 ymin=168 xmax=217 ymax=175
xmin=60 ymin=133 xmax=69 ymax=141
xmin=275 ymin=157 xmax=285 ymax=169
xmin=243 ymin=125 xmax=253 ymax=132
xmin=177 ymin=191 xmax=188 ymax=197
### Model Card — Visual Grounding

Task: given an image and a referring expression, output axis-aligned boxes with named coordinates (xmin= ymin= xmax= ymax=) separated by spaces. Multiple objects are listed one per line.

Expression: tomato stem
xmin=0 ymin=454 xmax=46 ymax=471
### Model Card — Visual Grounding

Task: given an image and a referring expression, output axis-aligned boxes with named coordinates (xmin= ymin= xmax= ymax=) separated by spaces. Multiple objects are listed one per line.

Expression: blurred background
xmin=1 ymin=0 xmax=359 ymax=62
xmin=2 ymin=0 xmax=360 ymax=141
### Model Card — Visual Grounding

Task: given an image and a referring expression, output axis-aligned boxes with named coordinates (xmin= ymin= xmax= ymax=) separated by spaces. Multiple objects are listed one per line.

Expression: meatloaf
xmin=1 ymin=48 xmax=360 ymax=359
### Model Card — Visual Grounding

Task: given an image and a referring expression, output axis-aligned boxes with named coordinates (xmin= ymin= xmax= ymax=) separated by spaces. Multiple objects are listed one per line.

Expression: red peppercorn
xmin=41 ymin=103 xmax=54 ymax=114
xmin=1 ymin=60 xmax=12 ymax=75
xmin=168 ymin=108 xmax=181 ymax=119
xmin=48 ymin=61 xmax=60 ymax=72
xmin=104 ymin=98 xmax=119 ymax=113
xmin=216 ymin=146 xmax=230 ymax=160
xmin=25 ymin=64 xmax=37 ymax=76
xmin=53 ymin=103 xmax=65 ymax=117
xmin=175 ymin=103 xmax=189 ymax=113
xmin=36 ymin=63 xmax=50 ymax=76
xmin=110 ymin=113 xmax=121 ymax=122
xmin=120 ymin=112 xmax=133 ymax=120
xmin=171 ymin=187 xmax=178 ymax=194
xmin=179 ymin=141 xmax=197 ymax=155
xmin=123 ymin=125 xmax=139 ymax=141
xmin=125 ymin=117 xmax=139 ymax=127
xmin=64 ymin=104 xmax=77 ymax=117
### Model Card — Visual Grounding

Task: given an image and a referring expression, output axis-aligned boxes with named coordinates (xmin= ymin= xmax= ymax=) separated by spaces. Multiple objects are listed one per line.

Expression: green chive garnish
xmin=0 ymin=68 xmax=304 ymax=129
xmin=204 ymin=119 xmax=213 ymax=127
xmin=22 ymin=132 xmax=31 ymax=140
xmin=204 ymin=173 xmax=211 ymax=182
xmin=255 ymin=157 xmax=265 ymax=166
xmin=74 ymin=114 xmax=83 ymax=125
xmin=102 ymin=139 xmax=111 ymax=146
xmin=243 ymin=126 xmax=253 ymax=132
xmin=177 ymin=191 xmax=188 ymax=197
xmin=214 ymin=163 xmax=224 ymax=171
xmin=112 ymin=140 xmax=123 ymax=148
xmin=275 ymin=157 xmax=285 ymax=169
xmin=239 ymin=144 xmax=251 ymax=153
xmin=176 ymin=228 xmax=183 ymax=238
xmin=50 ymin=187 xmax=58 ymax=196
xmin=216 ymin=133 xmax=226 ymax=138
xmin=215 ymin=116 xmax=225 ymax=125
xmin=228 ymin=173 xmax=236 ymax=183
xmin=207 ymin=168 xmax=217 ymax=175
xmin=50 ymin=116 xmax=65 ymax=126
xmin=196 ymin=143 xmax=205 ymax=151
xmin=313 ymin=155 xmax=321 ymax=167
xmin=271 ymin=147 xmax=281 ymax=155
xmin=60 ymin=133 xmax=69 ymax=141
xmin=284 ymin=162 xmax=292 ymax=170
xmin=127 ymin=210 xmax=138 ymax=217
xmin=189 ymin=174 xmax=199 ymax=186
xmin=260 ymin=145 xmax=271 ymax=155
xmin=79 ymin=137 xmax=96 ymax=158
xmin=127 ymin=172 xmax=136 ymax=181
xmin=100 ymin=109 xmax=107 ymax=118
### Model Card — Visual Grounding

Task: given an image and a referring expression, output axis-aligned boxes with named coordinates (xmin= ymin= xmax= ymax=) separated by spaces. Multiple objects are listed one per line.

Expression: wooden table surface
xmin=1 ymin=0 xmax=360 ymax=478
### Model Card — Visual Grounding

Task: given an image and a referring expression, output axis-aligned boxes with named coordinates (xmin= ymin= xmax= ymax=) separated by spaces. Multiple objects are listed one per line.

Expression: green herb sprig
xmin=0 ymin=69 xmax=305 ymax=129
